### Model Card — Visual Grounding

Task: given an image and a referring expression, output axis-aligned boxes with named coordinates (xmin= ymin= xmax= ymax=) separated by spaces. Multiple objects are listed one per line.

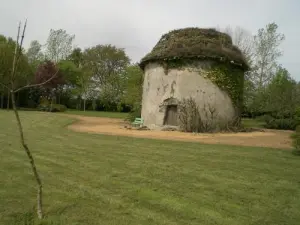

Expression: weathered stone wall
xmin=141 ymin=62 xmax=237 ymax=129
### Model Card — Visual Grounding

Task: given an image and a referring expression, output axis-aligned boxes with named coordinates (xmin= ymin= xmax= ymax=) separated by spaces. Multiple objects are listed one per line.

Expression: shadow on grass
xmin=292 ymin=149 xmax=300 ymax=156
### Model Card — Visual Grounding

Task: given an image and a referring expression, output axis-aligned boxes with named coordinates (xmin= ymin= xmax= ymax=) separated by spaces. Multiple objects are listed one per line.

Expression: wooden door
xmin=164 ymin=105 xmax=178 ymax=126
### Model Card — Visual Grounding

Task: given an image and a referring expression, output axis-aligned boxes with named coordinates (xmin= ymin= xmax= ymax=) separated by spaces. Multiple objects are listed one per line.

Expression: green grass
xmin=1 ymin=111 xmax=300 ymax=225
xmin=62 ymin=109 xmax=128 ymax=119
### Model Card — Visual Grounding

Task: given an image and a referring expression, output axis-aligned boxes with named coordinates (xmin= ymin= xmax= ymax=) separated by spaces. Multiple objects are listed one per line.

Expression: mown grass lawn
xmin=0 ymin=110 xmax=300 ymax=225
xmin=62 ymin=109 xmax=128 ymax=119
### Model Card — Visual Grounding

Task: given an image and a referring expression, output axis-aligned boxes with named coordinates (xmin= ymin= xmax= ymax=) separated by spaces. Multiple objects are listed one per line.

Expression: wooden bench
xmin=132 ymin=118 xmax=144 ymax=127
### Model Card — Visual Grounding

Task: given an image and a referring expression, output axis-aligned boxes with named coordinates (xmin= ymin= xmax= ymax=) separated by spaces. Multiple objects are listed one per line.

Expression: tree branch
xmin=14 ymin=69 xmax=59 ymax=93
xmin=0 ymin=82 xmax=10 ymax=90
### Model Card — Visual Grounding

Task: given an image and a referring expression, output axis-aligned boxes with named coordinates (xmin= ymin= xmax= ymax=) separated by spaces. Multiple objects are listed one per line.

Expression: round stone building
xmin=139 ymin=28 xmax=249 ymax=131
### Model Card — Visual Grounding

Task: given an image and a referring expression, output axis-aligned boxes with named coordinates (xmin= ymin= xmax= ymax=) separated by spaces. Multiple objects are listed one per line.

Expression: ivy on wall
xmin=203 ymin=64 xmax=244 ymax=111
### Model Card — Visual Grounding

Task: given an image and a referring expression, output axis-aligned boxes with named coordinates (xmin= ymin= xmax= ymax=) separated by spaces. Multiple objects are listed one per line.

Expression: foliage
xmin=203 ymin=63 xmax=244 ymax=113
xmin=38 ymin=103 xmax=67 ymax=112
xmin=263 ymin=116 xmax=298 ymax=130
xmin=57 ymin=60 xmax=82 ymax=86
xmin=26 ymin=40 xmax=44 ymax=70
xmin=241 ymin=22 xmax=286 ymax=115
xmin=244 ymin=67 xmax=299 ymax=120
xmin=45 ymin=29 xmax=75 ymax=63
xmin=291 ymin=125 xmax=300 ymax=151
xmin=178 ymin=98 xmax=223 ymax=132
xmin=68 ymin=47 xmax=83 ymax=67
xmin=179 ymin=97 xmax=205 ymax=132
xmin=0 ymin=34 xmax=32 ymax=89
xmin=122 ymin=65 xmax=143 ymax=105
xmin=35 ymin=61 xmax=64 ymax=89
xmin=83 ymin=44 xmax=130 ymax=106
xmin=263 ymin=67 xmax=298 ymax=115
xmin=140 ymin=28 xmax=249 ymax=70
xmin=122 ymin=64 xmax=144 ymax=121
xmin=127 ymin=102 xmax=141 ymax=122
xmin=251 ymin=22 xmax=285 ymax=88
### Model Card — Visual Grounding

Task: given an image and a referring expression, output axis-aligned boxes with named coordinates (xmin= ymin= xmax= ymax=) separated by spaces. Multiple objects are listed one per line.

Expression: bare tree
xmin=223 ymin=26 xmax=254 ymax=67
xmin=1 ymin=21 xmax=58 ymax=219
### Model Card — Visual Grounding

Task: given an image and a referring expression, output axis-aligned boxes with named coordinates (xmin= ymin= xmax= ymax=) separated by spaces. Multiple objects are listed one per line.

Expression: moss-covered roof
xmin=139 ymin=28 xmax=249 ymax=71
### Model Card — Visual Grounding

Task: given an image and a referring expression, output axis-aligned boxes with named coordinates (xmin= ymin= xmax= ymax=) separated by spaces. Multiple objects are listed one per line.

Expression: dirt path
xmin=67 ymin=115 xmax=293 ymax=149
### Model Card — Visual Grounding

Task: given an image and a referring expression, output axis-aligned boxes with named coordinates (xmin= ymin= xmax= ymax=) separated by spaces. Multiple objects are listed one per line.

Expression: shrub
xmin=126 ymin=102 xmax=141 ymax=122
xmin=37 ymin=104 xmax=67 ymax=112
xmin=179 ymin=98 xmax=204 ymax=132
xmin=263 ymin=116 xmax=298 ymax=130
xmin=292 ymin=125 xmax=300 ymax=151
xmin=178 ymin=98 xmax=227 ymax=133
xmin=50 ymin=104 xmax=67 ymax=112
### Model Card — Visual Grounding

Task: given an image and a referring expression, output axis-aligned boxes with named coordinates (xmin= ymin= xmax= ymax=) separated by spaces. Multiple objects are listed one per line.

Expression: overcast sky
xmin=1 ymin=0 xmax=299 ymax=79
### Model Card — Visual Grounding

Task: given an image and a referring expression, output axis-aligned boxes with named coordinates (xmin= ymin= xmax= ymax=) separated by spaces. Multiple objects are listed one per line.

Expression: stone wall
xmin=141 ymin=62 xmax=237 ymax=129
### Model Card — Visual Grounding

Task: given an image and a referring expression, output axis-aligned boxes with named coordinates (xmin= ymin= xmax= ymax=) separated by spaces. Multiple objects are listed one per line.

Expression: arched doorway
xmin=162 ymin=97 xmax=179 ymax=126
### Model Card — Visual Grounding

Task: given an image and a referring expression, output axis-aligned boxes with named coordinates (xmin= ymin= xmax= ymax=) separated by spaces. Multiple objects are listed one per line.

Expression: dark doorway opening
xmin=164 ymin=105 xmax=178 ymax=126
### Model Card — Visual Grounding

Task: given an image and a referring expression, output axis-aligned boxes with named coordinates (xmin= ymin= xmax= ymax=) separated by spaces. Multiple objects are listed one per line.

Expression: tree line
xmin=0 ymin=28 xmax=143 ymax=115
xmin=1 ymin=23 xmax=299 ymax=128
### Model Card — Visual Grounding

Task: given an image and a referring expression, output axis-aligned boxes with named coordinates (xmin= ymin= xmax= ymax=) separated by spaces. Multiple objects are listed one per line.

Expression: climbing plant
xmin=203 ymin=63 xmax=244 ymax=111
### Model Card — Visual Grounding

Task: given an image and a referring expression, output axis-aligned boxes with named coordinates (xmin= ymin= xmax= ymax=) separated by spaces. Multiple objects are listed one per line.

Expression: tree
xmin=122 ymin=64 xmax=144 ymax=119
xmin=58 ymin=59 xmax=92 ymax=110
xmin=251 ymin=23 xmax=285 ymax=88
xmin=45 ymin=29 xmax=75 ymax=63
xmin=0 ymin=34 xmax=32 ymax=109
xmin=123 ymin=64 xmax=143 ymax=106
xmin=264 ymin=66 xmax=298 ymax=117
xmin=26 ymin=40 xmax=44 ymax=69
xmin=35 ymin=60 xmax=65 ymax=106
xmin=68 ymin=48 xmax=93 ymax=111
xmin=222 ymin=26 xmax=254 ymax=67
xmin=83 ymin=44 xmax=130 ymax=107
xmin=69 ymin=47 xmax=83 ymax=68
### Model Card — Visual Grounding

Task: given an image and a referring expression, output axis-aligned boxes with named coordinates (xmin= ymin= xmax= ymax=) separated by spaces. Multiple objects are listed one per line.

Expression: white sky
xmin=1 ymin=0 xmax=299 ymax=79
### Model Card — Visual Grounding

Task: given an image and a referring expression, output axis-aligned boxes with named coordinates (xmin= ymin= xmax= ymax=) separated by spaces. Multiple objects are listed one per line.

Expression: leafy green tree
xmin=0 ymin=34 xmax=32 ymax=108
xmin=58 ymin=59 xmax=92 ymax=110
xmin=122 ymin=64 xmax=144 ymax=119
xmin=264 ymin=66 xmax=298 ymax=117
xmin=83 ymin=44 xmax=130 ymax=108
xmin=68 ymin=48 xmax=94 ymax=110
xmin=26 ymin=40 xmax=44 ymax=70
xmin=242 ymin=22 xmax=286 ymax=116
xmin=123 ymin=64 xmax=143 ymax=106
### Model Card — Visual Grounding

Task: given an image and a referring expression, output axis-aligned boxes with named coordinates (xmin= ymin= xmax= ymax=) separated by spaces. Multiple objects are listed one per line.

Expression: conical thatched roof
xmin=139 ymin=28 xmax=249 ymax=70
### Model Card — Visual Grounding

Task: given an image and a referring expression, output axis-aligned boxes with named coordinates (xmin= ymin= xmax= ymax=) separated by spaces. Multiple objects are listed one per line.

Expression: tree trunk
xmin=11 ymin=91 xmax=43 ymax=219
xmin=83 ymin=98 xmax=86 ymax=112
xmin=7 ymin=89 xmax=10 ymax=109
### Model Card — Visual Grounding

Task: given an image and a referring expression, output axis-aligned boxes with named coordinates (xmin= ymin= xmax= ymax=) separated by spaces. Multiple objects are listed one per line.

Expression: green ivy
xmin=203 ymin=64 xmax=244 ymax=111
